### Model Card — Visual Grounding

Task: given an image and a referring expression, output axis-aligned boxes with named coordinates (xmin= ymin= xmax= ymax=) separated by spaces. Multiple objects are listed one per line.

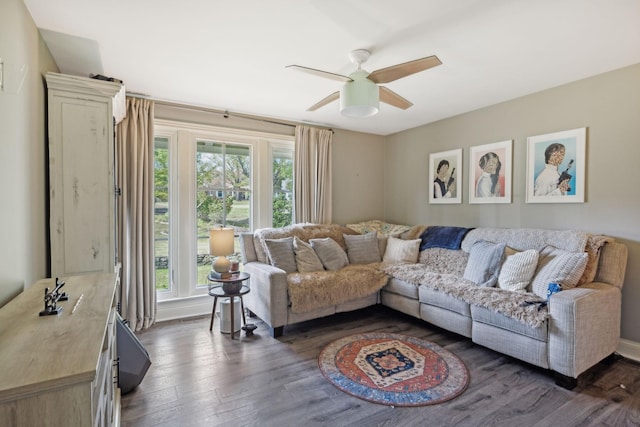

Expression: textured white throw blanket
xmin=382 ymin=263 xmax=549 ymax=327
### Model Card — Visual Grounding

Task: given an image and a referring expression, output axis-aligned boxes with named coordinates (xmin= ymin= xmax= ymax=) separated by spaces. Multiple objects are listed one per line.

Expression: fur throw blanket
xmin=382 ymin=263 xmax=549 ymax=327
xmin=288 ymin=263 xmax=388 ymax=314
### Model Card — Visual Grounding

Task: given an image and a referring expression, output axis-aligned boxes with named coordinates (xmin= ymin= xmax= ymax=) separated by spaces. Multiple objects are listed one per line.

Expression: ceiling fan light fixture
xmin=340 ymin=72 xmax=379 ymax=118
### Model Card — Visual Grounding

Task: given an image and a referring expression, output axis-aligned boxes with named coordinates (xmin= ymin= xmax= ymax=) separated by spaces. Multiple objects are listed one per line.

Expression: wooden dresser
xmin=0 ymin=273 xmax=120 ymax=426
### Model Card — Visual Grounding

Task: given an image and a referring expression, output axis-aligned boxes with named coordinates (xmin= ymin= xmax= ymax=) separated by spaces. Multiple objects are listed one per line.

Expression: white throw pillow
xmin=310 ymin=238 xmax=349 ymax=271
xmin=383 ymin=236 xmax=420 ymax=263
xmin=530 ymin=246 xmax=588 ymax=298
xmin=498 ymin=249 xmax=539 ymax=292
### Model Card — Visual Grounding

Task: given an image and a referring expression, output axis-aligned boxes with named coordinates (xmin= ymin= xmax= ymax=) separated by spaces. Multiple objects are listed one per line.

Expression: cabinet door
xmin=49 ymin=95 xmax=115 ymax=277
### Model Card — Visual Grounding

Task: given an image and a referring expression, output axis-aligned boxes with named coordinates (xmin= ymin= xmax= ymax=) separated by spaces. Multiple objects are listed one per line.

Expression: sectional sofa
xmin=238 ymin=221 xmax=628 ymax=388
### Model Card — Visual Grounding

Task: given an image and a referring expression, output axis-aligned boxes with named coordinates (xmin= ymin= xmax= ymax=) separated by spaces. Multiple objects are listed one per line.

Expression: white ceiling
xmin=23 ymin=0 xmax=640 ymax=136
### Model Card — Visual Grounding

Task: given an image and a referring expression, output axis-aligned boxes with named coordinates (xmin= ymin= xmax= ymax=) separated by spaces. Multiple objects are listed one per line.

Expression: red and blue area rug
xmin=318 ymin=332 xmax=469 ymax=407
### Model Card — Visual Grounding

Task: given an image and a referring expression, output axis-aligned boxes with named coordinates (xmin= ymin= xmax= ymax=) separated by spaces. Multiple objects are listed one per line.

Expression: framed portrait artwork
xmin=468 ymin=140 xmax=512 ymax=204
xmin=429 ymin=148 xmax=462 ymax=204
xmin=526 ymin=127 xmax=586 ymax=203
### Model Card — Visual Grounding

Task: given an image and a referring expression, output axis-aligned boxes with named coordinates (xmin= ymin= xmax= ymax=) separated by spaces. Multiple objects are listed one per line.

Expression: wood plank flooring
xmin=121 ymin=306 xmax=640 ymax=427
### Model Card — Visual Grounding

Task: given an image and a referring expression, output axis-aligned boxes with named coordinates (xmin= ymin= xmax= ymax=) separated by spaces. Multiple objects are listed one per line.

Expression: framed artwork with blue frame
xmin=526 ymin=127 xmax=586 ymax=203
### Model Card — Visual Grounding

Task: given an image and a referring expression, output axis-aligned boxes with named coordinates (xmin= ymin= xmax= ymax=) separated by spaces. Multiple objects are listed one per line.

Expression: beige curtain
xmin=116 ymin=97 xmax=156 ymax=331
xmin=294 ymin=125 xmax=333 ymax=224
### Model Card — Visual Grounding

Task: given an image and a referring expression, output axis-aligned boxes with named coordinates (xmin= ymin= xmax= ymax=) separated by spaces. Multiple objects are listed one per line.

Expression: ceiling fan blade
xmin=286 ymin=65 xmax=352 ymax=82
xmin=307 ymin=91 xmax=340 ymax=111
xmin=368 ymin=55 xmax=442 ymax=84
xmin=379 ymin=86 xmax=413 ymax=110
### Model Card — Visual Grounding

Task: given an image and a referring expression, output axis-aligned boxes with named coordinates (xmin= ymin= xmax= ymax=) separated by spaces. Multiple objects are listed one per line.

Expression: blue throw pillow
xmin=463 ymin=240 xmax=506 ymax=287
xmin=419 ymin=226 xmax=473 ymax=251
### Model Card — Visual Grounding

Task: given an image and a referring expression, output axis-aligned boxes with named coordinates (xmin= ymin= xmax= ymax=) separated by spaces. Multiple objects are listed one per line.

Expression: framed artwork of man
xmin=429 ymin=148 xmax=462 ymax=204
xmin=469 ymin=140 xmax=512 ymax=204
xmin=526 ymin=127 xmax=586 ymax=203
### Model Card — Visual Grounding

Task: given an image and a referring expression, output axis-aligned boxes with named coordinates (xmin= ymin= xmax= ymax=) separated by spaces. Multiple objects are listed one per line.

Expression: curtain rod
xmin=126 ymin=92 xmax=332 ymax=132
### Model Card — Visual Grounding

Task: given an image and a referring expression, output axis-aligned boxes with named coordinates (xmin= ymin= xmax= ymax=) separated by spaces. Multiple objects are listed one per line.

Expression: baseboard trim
xmin=617 ymin=339 xmax=640 ymax=363
xmin=156 ymin=294 xmax=211 ymax=322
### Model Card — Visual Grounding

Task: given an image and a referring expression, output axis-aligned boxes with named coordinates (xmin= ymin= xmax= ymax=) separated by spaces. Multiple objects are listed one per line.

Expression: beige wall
xmin=384 ymin=64 xmax=640 ymax=343
xmin=0 ymin=0 xmax=58 ymax=306
xmin=332 ymin=129 xmax=386 ymax=224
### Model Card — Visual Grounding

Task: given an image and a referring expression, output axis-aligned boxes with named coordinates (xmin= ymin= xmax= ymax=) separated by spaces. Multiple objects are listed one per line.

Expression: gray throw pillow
xmin=293 ymin=236 xmax=324 ymax=272
xmin=463 ymin=240 xmax=506 ymax=287
xmin=344 ymin=232 xmax=381 ymax=264
xmin=310 ymin=237 xmax=349 ymax=271
xmin=264 ymin=237 xmax=297 ymax=273
xmin=530 ymin=245 xmax=588 ymax=298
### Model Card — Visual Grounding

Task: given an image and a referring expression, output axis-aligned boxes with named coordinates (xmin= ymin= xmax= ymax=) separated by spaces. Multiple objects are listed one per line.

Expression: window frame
xmin=154 ymin=119 xmax=293 ymax=302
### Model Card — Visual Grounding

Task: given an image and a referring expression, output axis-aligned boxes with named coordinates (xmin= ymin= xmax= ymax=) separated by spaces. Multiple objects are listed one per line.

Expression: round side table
xmin=207 ymin=271 xmax=250 ymax=339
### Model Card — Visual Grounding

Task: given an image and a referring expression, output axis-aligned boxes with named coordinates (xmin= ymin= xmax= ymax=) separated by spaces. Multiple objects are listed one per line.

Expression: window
xmin=153 ymin=137 xmax=171 ymax=292
xmin=153 ymin=120 xmax=293 ymax=302
xmin=272 ymin=146 xmax=293 ymax=228
xmin=195 ymin=140 xmax=251 ymax=285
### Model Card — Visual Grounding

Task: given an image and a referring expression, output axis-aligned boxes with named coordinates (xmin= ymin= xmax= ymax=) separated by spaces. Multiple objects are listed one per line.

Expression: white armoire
xmin=45 ymin=72 xmax=126 ymax=278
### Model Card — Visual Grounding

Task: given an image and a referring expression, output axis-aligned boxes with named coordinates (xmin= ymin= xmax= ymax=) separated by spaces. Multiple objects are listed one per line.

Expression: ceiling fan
xmin=287 ymin=49 xmax=442 ymax=118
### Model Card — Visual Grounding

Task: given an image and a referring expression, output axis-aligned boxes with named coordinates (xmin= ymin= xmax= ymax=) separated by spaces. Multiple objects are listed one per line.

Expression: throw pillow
xmin=382 ymin=236 xmax=421 ymax=263
xmin=344 ymin=232 xmax=381 ymax=264
xmin=310 ymin=238 xmax=349 ymax=271
xmin=263 ymin=237 xmax=297 ymax=273
xmin=498 ymin=249 xmax=539 ymax=292
xmin=293 ymin=237 xmax=324 ymax=272
xmin=377 ymin=236 xmax=388 ymax=260
xmin=531 ymin=246 xmax=588 ymax=298
xmin=463 ymin=240 xmax=506 ymax=287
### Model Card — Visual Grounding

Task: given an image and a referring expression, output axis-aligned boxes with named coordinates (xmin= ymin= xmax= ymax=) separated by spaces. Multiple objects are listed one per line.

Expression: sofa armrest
xmin=548 ymin=282 xmax=621 ymax=378
xmin=242 ymin=261 xmax=289 ymax=329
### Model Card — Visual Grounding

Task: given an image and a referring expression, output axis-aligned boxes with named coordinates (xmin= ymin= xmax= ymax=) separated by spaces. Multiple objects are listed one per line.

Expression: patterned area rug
xmin=318 ymin=332 xmax=469 ymax=407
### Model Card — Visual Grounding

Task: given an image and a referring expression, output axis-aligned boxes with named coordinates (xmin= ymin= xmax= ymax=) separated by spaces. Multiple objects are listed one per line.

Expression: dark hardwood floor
xmin=121 ymin=306 xmax=640 ymax=427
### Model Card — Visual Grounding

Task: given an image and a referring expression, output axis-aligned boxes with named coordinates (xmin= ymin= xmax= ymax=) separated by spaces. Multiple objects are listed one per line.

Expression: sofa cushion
xmin=383 ymin=236 xmax=420 ymax=263
xmin=463 ymin=240 xmax=506 ymax=287
xmin=344 ymin=232 xmax=381 ymax=264
xmin=530 ymin=246 xmax=588 ymax=298
xmin=498 ymin=249 xmax=539 ymax=292
xmin=419 ymin=287 xmax=470 ymax=316
xmin=384 ymin=277 xmax=420 ymax=299
xmin=310 ymin=238 xmax=349 ymax=271
xmin=287 ymin=264 xmax=388 ymax=313
xmin=264 ymin=237 xmax=297 ymax=273
xmin=471 ymin=305 xmax=548 ymax=341
xmin=293 ymin=236 xmax=324 ymax=272
xmin=418 ymin=248 xmax=469 ymax=276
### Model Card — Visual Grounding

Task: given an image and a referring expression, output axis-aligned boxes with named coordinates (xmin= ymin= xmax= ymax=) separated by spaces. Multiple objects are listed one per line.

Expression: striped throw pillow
xmin=531 ymin=246 xmax=588 ymax=298
xmin=382 ymin=236 xmax=420 ymax=263
xmin=344 ymin=232 xmax=381 ymax=264
xmin=498 ymin=249 xmax=539 ymax=292
xmin=463 ymin=240 xmax=506 ymax=287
